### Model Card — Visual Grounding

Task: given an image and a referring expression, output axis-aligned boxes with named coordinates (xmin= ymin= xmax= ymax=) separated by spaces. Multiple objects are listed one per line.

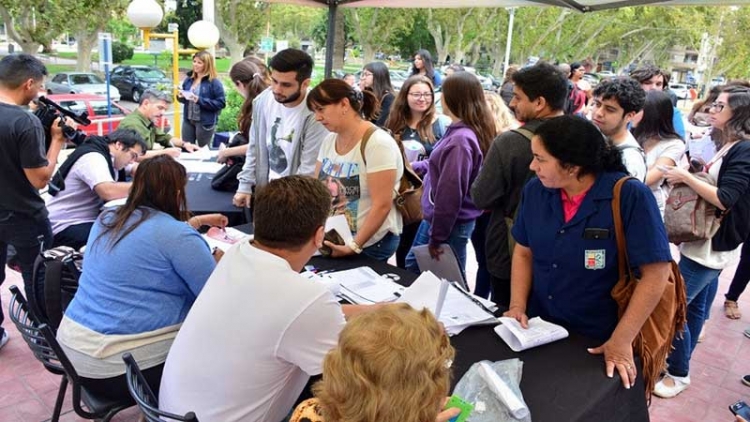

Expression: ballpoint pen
xmin=448 ymin=280 xmax=496 ymax=316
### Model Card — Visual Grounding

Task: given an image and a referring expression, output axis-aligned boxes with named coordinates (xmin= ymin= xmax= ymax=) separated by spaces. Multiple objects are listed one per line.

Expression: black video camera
xmin=33 ymin=96 xmax=91 ymax=150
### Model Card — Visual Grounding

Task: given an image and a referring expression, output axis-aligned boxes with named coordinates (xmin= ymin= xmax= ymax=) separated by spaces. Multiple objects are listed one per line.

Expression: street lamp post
xmin=127 ymin=0 xmax=182 ymax=138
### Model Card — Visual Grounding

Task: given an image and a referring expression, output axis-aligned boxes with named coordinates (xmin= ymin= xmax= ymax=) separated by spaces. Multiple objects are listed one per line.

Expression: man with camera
xmin=118 ymin=89 xmax=200 ymax=158
xmin=0 ymin=54 xmax=66 ymax=349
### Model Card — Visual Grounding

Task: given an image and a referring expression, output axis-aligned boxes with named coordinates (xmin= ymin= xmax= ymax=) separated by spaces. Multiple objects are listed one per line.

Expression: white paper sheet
xmin=178 ymin=145 xmax=217 ymax=161
xmin=494 ymin=317 xmax=569 ymax=352
xmin=328 ymin=266 xmax=405 ymax=304
xmin=396 ymin=271 xmax=449 ymax=317
xmin=181 ymin=161 xmax=224 ymax=174
xmin=201 ymin=227 xmax=251 ymax=252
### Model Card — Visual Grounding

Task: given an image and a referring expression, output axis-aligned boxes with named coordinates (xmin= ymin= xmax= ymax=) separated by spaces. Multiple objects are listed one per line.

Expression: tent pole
xmin=503 ymin=7 xmax=516 ymax=76
xmin=324 ymin=1 xmax=337 ymax=78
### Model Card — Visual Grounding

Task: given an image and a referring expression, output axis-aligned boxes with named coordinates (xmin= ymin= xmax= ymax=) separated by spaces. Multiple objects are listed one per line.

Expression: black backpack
xmin=30 ymin=246 xmax=83 ymax=330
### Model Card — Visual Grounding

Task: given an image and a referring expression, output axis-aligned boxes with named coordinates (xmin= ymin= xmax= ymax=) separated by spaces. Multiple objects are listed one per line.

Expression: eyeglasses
xmin=408 ymin=92 xmax=433 ymax=100
xmin=710 ymin=102 xmax=726 ymax=112
xmin=361 ymin=72 xmax=373 ymax=78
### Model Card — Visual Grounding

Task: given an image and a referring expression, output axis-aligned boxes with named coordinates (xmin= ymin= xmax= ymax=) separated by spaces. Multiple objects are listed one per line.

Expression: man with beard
xmin=0 ymin=54 xmax=66 ymax=348
xmin=233 ymin=49 xmax=328 ymax=208
xmin=471 ymin=62 xmax=567 ymax=307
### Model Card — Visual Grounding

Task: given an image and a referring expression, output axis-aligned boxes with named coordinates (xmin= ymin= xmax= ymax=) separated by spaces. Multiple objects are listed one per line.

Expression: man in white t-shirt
xmin=590 ymin=78 xmax=648 ymax=182
xmin=233 ymin=49 xmax=329 ymax=208
xmin=160 ymin=176 xmax=375 ymax=422
xmin=46 ymin=129 xmax=145 ymax=249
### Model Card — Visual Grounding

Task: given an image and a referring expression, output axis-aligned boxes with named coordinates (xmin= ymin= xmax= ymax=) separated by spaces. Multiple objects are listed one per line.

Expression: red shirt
xmin=561 ymin=188 xmax=591 ymax=223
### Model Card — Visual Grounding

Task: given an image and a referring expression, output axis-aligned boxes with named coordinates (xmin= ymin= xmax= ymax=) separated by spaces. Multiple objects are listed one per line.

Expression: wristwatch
xmin=349 ymin=240 xmax=363 ymax=254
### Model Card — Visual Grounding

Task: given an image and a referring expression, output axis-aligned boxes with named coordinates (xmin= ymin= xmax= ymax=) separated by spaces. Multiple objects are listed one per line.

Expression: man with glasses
xmin=118 ymin=89 xmax=199 ymax=158
xmin=46 ymin=129 xmax=147 ymax=250
xmin=233 ymin=48 xmax=328 ymax=209
xmin=0 ymin=54 xmax=66 ymax=350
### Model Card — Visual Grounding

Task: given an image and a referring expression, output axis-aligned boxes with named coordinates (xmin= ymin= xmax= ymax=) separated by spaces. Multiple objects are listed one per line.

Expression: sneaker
xmin=653 ymin=373 xmax=691 ymax=398
xmin=743 ymin=375 xmax=750 ymax=387
xmin=0 ymin=331 xmax=8 ymax=351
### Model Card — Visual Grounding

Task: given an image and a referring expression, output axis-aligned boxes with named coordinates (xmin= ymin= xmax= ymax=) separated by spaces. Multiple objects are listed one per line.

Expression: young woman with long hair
xmin=410 ymin=49 xmax=442 ymax=88
xmin=405 ymin=72 xmax=495 ymax=275
xmin=385 ymin=75 xmax=451 ymax=269
xmin=308 ymin=79 xmax=404 ymax=261
xmin=657 ymin=86 xmax=750 ymax=398
xmin=631 ymin=89 xmax=686 ymax=218
xmin=359 ymin=61 xmax=394 ymax=127
xmin=56 ymin=155 xmax=227 ymax=403
xmin=178 ymin=50 xmax=226 ymax=147
xmin=217 ymin=57 xmax=271 ymax=164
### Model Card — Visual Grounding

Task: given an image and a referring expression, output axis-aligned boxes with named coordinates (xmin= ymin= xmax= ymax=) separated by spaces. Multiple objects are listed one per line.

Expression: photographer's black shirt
xmin=0 ymin=102 xmax=48 ymax=219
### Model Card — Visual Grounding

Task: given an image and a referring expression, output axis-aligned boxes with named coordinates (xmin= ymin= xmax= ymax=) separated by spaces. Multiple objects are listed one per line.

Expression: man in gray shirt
xmin=471 ymin=62 xmax=567 ymax=306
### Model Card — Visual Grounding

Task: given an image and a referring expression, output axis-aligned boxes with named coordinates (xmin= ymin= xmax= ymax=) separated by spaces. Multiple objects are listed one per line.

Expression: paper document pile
xmin=327 ymin=267 xmax=405 ymax=304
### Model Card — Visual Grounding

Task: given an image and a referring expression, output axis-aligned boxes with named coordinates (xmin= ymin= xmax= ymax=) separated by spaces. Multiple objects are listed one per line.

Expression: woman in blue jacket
xmin=178 ymin=50 xmax=226 ymax=147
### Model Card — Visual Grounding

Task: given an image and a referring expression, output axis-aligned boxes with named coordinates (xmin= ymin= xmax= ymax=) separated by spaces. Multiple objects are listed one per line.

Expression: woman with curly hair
xmin=290 ymin=303 xmax=460 ymax=422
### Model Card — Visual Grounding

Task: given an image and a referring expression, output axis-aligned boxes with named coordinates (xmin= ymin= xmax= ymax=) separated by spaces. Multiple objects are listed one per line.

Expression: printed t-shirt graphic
xmin=266 ymin=100 xmax=305 ymax=180
xmin=319 ymin=159 xmax=360 ymax=232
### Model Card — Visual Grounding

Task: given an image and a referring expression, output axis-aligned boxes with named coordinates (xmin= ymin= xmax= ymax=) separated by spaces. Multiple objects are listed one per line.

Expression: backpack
xmin=611 ymin=177 xmax=687 ymax=400
xmin=360 ymin=125 xmax=424 ymax=225
xmin=664 ymin=172 xmax=724 ymax=244
xmin=211 ymin=132 xmax=249 ymax=192
xmin=30 ymin=246 xmax=83 ymax=330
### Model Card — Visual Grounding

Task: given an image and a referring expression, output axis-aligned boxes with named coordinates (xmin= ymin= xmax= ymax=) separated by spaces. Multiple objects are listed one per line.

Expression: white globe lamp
xmin=126 ymin=0 xmax=164 ymax=29
xmin=188 ymin=20 xmax=221 ymax=50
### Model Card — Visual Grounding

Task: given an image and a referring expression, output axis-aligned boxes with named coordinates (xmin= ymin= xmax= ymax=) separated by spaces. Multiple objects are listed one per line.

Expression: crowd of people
xmin=1 ymin=45 xmax=750 ymax=421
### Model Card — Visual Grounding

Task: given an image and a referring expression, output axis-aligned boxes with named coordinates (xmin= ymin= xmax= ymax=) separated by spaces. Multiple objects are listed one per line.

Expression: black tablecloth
xmin=186 ymin=172 xmax=246 ymax=226
xmin=234 ymin=225 xmax=650 ymax=422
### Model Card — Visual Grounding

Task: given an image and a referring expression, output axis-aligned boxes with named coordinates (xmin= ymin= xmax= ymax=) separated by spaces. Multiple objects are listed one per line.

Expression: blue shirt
xmin=673 ymin=107 xmax=686 ymax=140
xmin=65 ymin=208 xmax=215 ymax=335
xmin=511 ymin=172 xmax=672 ymax=341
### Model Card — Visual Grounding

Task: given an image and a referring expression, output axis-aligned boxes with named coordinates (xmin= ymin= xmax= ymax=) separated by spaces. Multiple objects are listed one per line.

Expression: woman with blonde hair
xmin=178 ymin=50 xmax=226 ymax=147
xmin=308 ymin=79 xmax=404 ymax=261
xmin=385 ymin=75 xmax=451 ymax=268
xmin=291 ymin=303 xmax=460 ymax=422
xmin=484 ymin=91 xmax=519 ymax=134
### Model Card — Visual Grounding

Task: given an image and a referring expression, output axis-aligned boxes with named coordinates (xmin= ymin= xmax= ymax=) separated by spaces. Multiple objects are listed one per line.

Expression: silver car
xmin=47 ymin=72 xmax=121 ymax=102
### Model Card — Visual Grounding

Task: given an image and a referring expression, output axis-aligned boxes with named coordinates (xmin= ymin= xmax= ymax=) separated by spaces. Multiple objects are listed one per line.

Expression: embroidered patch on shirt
xmin=585 ymin=249 xmax=606 ymax=270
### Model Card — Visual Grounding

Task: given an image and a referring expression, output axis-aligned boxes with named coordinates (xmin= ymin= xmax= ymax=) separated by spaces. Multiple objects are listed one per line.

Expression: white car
xmin=47 ymin=72 xmax=121 ymax=102
xmin=669 ymin=83 xmax=689 ymax=100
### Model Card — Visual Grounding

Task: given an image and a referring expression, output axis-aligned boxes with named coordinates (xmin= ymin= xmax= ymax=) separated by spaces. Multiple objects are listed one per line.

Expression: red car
xmin=46 ymin=94 xmax=171 ymax=137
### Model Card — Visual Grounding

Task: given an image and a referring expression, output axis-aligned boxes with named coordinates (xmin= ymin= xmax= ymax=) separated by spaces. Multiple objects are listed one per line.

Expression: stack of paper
xmin=300 ymin=270 xmax=341 ymax=296
xmin=398 ymin=271 xmax=498 ymax=335
xmin=179 ymin=145 xmax=217 ymax=161
xmin=201 ymin=227 xmax=251 ymax=252
xmin=327 ymin=266 xmax=405 ymax=304
xmin=494 ymin=317 xmax=569 ymax=352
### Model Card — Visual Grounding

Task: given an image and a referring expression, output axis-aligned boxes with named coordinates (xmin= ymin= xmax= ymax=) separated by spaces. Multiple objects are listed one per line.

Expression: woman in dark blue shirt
xmin=178 ymin=51 xmax=226 ymax=147
xmin=505 ymin=116 xmax=672 ymax=390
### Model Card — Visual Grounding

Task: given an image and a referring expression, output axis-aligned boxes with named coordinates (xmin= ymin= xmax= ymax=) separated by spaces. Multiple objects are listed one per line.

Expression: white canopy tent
xmin=260 ymin=0 xmax=750 ymax=76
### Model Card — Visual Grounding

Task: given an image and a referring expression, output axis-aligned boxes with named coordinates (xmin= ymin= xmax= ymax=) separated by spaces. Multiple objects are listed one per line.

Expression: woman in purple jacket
xmin=405 ymin=72 xmax=496 ymax=276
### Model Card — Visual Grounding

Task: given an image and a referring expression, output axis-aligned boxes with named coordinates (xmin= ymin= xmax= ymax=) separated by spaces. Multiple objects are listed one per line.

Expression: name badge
xmin=585 ymin=249 xmax=606 ymax=270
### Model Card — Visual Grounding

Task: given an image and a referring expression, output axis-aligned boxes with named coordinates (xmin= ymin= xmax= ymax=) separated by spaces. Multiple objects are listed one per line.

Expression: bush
xmin=217 ymin=79 xmax=243 ymax=132
xmin=112 ymin=41 xmax=134 ymax=63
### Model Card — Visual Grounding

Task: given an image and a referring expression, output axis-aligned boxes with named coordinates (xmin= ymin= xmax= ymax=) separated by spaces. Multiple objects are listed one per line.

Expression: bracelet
xmin=349 ymin=240 xmax=363 ymax=254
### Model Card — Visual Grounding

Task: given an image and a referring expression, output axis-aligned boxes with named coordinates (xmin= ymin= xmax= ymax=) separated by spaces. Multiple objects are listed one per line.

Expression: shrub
xmin=217 ymin=79 xmax=243 ymax=132
xmin=112 ymin=41 xmax=134 ymax=63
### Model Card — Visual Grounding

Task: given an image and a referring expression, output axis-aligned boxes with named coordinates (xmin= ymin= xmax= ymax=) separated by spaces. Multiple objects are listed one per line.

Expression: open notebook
xmin=397 ymin=271 xmax=498 ymax=336
xmin=494 ymin=317 xmax=569 ymax=352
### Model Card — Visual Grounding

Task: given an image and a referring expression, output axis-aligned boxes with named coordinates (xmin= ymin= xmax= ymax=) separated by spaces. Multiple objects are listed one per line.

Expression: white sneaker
xmin=653 ymin=373 xmax=691 ymax=398
xmin=0 ymin=331 xmax=8 ymax=350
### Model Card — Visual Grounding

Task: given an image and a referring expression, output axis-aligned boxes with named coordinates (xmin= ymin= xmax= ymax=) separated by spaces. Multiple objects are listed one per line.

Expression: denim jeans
xmin=0 ymin=210 xmax=53 ymax=337
xmin=182 ymin=120 xmax=216 ymax=148
xmin=361 ymin=232 xmax=399 ymax=262
xmin=667 ymin=255 xmax=721 ymax=377
xmin=404 ymin=220 xmax=476 ymax=279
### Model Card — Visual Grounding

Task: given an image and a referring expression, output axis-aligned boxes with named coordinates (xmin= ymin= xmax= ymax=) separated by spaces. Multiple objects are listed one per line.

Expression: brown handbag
xmin=360 ymin=125 xmax=424 ymax=226
xmin=664 ymin=172 xmax=723 ymax=244
xmin=610 ymin=177 xmax=687 ymax=400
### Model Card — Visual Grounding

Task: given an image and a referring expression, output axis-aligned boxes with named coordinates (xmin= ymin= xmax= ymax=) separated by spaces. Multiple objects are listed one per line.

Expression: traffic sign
xmin=260 ymin=36 xmax=274 ymax=53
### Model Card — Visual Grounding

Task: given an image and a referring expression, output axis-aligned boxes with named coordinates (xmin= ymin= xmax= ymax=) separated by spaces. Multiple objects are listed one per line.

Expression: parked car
xmin=47 ymin=93 xmax=170 ymax=137
xmin=582 ymin=72 xmax=601 ymax=89
xmin=110 ymin=65 xmax=172 ymax=103
xmin=597 ymin=70 xmax=617 ymax=79
xmin=669 ymin=83 xmax=689 ymax=100
xmin=47 ymin=72 xmax=121 ymax=102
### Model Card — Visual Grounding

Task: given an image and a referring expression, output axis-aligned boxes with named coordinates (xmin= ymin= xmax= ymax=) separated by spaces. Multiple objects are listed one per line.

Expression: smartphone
xmin=318 ymin=229 xmax=345 ymax=257
xmin=444 ymin=395 xmax=474 ymax=422
xmin=729 ymin=400 xmax=750 ymax=419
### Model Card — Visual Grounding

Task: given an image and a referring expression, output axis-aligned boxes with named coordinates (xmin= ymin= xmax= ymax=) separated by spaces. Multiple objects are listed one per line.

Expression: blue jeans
xmin=404 ymin=220 xmax=476 ymax=279
xmin=667 ymin=255 xmax=721 ymax=377
xmin=361 ymin=232 xmax=399 ymax=262
xmin=0 ymin=211 xmax=53 ymax=337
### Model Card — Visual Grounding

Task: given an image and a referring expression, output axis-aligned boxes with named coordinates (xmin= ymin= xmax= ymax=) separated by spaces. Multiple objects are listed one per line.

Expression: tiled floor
xmin=1 ymin=253 xmax=749 ymax=421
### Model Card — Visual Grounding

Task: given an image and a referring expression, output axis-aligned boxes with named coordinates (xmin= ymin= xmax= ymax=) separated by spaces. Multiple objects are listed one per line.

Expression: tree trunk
xmin=332 ymin=7 xmax=345 ymax=70
xmin=426 ymin=10 xmax=450 ymax=65
xmin=75 ymin=31 xmax=97 ymax=72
